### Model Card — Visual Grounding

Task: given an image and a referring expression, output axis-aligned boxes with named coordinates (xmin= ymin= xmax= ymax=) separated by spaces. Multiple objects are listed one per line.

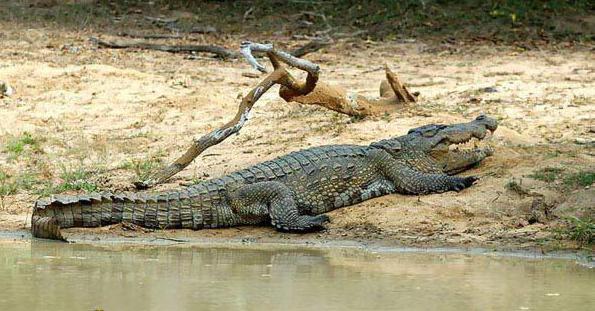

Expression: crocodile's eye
xmin=421 ymin=127 xmax=439 ymax=137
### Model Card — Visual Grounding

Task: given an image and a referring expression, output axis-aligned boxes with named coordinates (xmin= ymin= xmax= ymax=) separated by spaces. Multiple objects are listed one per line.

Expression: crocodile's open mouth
xmin=428 ymin=115 xmax=497 ymax=160
xmin=433 ymin=130 xmax=495 ymax=154
xmin=446 ymin=136 xmax=495 ymax=163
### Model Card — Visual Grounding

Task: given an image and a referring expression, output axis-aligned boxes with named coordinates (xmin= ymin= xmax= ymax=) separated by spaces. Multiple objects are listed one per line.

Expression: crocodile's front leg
xmin=371 ymin=149 xmax=478 ymax=195
xmin=228 ymin=181 xmax=329 ymax=232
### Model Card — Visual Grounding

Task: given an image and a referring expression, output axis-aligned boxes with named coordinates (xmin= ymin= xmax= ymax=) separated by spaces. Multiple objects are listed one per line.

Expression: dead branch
xmin=380 ymin=65 xmax=417 ymax=102
xmin=279 ymin=65 xmax=417 ymax=117
xmin=117 ymin=31 xmax=184 ymax=40
xmin=144 ymin=16 xmax=179 ymax=25
xmin=291 ymin=39 xmax=332 ymax=57
xmin=240 ymin=41 xmax=320 ymax=74
xmin=89 ymin=37 xmax=239 ymax=59
xmin=135 ymin=42 xmax=319 ymax=188
xmin=189 ymin=25 xmax=218 ymax=34
xmin=281 ymin=60 xmax=417 ymax=117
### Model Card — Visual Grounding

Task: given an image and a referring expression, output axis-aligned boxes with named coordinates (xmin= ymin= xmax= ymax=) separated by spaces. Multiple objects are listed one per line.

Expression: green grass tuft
xmin=505 ymin=179 xmax=522 ymax=192
xmin=57 ymin=166 xmax=98 ymax=192
xmin=36 ymin=165 xmax=98 ymax=197
xmin=528 ymin=167 xmax=564 ymax=183
xmin=121 ymin=156 xmax=164 ymax=182
xmin=4 ymin=132 xmax=41 ymax=159
xmin=563 ymin=171 xmax=595 ymax=188
xmin=558 ymin=216 xmax=594 ymax=246
xmin=0 ymin=170 xmax=41 ymax=209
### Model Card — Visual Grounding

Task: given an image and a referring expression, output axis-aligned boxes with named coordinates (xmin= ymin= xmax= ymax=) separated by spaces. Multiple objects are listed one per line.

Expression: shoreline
xmin=1 ymin=229 xmax=592 ymax=267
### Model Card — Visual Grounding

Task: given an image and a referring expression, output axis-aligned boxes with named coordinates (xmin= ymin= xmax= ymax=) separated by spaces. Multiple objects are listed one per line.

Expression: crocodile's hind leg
xmin=229 ymin=181 xmax=329 ymax=232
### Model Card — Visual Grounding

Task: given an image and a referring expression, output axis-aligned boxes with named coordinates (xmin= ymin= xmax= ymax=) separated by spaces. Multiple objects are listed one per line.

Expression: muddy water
xmin=0 ymin=241 xmax=592 ymax=311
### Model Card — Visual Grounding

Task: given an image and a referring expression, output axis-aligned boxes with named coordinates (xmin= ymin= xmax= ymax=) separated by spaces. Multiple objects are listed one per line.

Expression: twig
xmin=189 ymin=25 xmax=218 ymax=34
xmin=291 ymin=39 xmax=332 ymax=57
xmin=118 ymin=31 xmax=184 ymax=39
xmin=240 ymin=41 xmax=320 ymax=74
xmin=89 ymin=37 xmax=239 ymax=59
xmin=360 ymin=66 xmax=384 ymax=74
xmin=22 ymin=210 xmax=29 ymax=229
xmin=243 ymin=7 xmax=254 ymax=21
xmin=144 ymin=16 xmax=178 ymax=24
xmin=242 ymin=72 xmax=262 ymax=78
xmin=152 ymin=237 xmax=190 ymax=243
xmin=333 ymin=29 xmax=368 ymax=39
xmin=122 ymin=221 xmax=153 ymax=233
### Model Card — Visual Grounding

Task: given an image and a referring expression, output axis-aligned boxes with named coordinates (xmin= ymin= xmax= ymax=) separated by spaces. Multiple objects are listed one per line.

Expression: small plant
xmin=57 ymin=166 xmax=98 ymax=192
xmin=557 ymin=216 xmax=594 ymax=246
xmin=4 ymin=132 xmax=41 ymax=160
xmin=544 ymin=150 xmax=562 ymax=159
xmin=528 ymin=167 xmax=564 ymax=183
xmin=121 ymin=156 xmax=164 ymax=182
xmin=563 ymin=171 xmax=595 ymax=189
xmin=0 ymin=171 xmax=39 ymax=209
xmin=36 ymin=165 xmax=98 ymax=196
xmin=505 ymin=179 xmax=522 ymax=192
xmin=505 ymin=178 xmax=531 ymax=196
xmin=0 ymin=172 xmax=16 ymax=210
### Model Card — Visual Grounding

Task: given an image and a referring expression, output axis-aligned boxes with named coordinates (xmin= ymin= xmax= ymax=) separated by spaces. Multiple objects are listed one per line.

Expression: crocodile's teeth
xmin=448 ymin=137 xmax=491 ymax=152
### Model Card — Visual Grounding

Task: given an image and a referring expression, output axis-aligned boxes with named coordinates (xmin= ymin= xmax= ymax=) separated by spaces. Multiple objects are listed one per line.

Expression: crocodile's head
xmin=408 ymin=115 xmax=498 ymax=173
xmin=373 ymin=115 xmax=498 ymax=174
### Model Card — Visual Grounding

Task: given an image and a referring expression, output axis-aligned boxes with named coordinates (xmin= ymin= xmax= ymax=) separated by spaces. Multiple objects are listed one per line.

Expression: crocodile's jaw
xmin=437 ymin=146 xmax=494 ymax=175
xmin=430 ymin=115 xmax=497 ymax=173
xmin=402 ymin=115 xmax=497 ymax=173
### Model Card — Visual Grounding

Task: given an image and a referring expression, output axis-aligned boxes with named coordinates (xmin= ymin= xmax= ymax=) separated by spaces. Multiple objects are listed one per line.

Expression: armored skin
xmin=32 ymin=115 xmax=498 ymax=240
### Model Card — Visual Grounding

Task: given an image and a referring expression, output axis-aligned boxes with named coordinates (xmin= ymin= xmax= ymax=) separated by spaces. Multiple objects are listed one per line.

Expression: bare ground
xmin=0 ymin=22 xmax=593 ymax=251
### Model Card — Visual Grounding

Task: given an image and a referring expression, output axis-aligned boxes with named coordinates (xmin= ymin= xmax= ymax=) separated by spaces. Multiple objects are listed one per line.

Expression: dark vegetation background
xmin=4 ymin=0 xmax=593 ymax=48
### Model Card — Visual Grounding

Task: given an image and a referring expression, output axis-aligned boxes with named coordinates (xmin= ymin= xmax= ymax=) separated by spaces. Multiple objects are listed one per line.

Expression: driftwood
xmin=137 ymin=42 xmax=416 ymax=188
xmin=280 ymin=63 xmax=416 ymax=117
xmin=135 ymin=42 xmax=320 ymax=188
xmin=89 ymin=37 xmax=240 ymax=59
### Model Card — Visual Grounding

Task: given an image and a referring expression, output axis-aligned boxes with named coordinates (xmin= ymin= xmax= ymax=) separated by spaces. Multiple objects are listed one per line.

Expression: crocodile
xmin=31 ymin=115 xmax=498 ymax=240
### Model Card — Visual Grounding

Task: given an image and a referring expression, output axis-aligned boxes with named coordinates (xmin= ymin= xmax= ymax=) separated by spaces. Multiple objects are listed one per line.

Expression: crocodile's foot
xmin=452 ymin=176 xmax=479 ymax=192
xmin=274 ymin=214 xmax=330 ymax=233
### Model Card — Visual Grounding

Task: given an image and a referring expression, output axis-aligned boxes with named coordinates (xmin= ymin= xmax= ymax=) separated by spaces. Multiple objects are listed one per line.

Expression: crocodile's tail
xmin=31 ymin=191 xmax=192 ymax=241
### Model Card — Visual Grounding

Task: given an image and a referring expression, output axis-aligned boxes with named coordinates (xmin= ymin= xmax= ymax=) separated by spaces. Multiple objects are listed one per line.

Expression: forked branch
xmin=136 ymin=42 xmax=319 ymax=188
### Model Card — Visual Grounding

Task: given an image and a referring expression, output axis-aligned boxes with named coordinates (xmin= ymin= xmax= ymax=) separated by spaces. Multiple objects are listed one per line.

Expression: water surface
xmin=0 ymin=241 xmax=592 ymax=311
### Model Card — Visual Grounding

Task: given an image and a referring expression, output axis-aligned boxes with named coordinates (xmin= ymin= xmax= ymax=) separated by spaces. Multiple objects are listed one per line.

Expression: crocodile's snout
xmin=474 ymin=115 xmax=498 ymax=133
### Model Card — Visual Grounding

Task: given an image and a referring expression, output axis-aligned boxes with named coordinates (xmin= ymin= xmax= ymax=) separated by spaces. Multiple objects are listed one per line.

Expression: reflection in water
xmin=0 ymin=241 xmax=592 ymax=311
